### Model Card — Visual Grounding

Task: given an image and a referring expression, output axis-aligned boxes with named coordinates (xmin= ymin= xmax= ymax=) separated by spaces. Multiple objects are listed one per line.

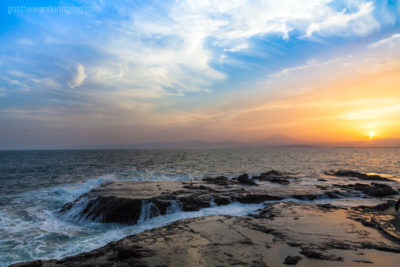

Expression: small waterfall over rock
xmin=210 ymin=198 xmax=217 ymax=207
xmin=57 ymin=196 xmax=98 ymax=224
xmin=137 ymin=201 xmax=161 ymax=224
xmin=166 ymin=200 xmax=182 ymax=214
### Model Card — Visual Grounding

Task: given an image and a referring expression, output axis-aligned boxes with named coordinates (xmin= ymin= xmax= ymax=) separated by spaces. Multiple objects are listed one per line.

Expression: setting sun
xmin=368 ymin=132 xmax=377 ymax=139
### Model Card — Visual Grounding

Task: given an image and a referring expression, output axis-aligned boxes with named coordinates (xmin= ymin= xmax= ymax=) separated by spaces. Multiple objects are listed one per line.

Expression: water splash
xmin=56 ymin=196 xmax=97 ymax=225
xmin=210 ymin=198 xmax=217 ymax=207
xmin=166 ymin=200 xmax=182 ymax=214
xmin=137 ymin=201 xmax=161 ymax=224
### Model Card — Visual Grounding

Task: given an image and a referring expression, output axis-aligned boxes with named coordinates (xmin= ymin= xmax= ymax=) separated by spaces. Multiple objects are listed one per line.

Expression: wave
xmin=0 ymin=199 xmax=264 ymax=266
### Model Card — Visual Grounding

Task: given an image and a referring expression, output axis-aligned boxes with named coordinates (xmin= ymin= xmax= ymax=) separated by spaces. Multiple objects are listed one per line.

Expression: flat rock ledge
xmin=55 ymin=171 xmax=348 ymax=225
xmin=56 ymin=171 xmax=398 ymax=225
xmin=13 ymin=201 xmax=400 ymax=267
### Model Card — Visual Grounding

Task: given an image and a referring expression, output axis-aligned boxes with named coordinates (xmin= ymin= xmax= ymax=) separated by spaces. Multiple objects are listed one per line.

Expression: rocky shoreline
xmin=11 ymin=170 xmax=400 ymax=266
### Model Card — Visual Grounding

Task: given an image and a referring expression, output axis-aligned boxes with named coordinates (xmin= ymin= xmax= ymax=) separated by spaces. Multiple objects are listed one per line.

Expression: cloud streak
xmin=68 ymin=64 xmax=87 ymax=88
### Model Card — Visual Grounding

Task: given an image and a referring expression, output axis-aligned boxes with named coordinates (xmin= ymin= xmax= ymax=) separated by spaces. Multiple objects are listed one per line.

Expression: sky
xmin=0 ymin=0 xmax=399 ymax=149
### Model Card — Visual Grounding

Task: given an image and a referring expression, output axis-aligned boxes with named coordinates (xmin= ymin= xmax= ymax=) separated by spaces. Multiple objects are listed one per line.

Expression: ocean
xmin=1 ymin=147 xmax=400 ymax=266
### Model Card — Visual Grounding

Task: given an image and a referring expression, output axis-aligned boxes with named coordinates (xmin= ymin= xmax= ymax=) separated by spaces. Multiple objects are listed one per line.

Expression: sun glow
xmin=368 ymin=132 xmax=376 ymax=139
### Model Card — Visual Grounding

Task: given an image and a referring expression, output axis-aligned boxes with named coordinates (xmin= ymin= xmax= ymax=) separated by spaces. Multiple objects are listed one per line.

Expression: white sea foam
xmin=166 ymin=200 xmax=182 ymax=214
xmin=1 ymin=171 xmax=267 ymax=266
xmin=137 ymin=201 xmax=161 ymax=224
xmin=210 ymin=198 xmax=217 ymax=207
xmin=0 ymin=200 xmax=264 ymax=266
xmin=56 ymin=196 xmax=97 ymax=225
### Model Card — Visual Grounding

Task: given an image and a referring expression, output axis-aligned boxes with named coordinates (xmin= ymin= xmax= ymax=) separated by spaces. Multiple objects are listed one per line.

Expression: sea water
xmin=1 ymin=147 xmax=400 ymax=265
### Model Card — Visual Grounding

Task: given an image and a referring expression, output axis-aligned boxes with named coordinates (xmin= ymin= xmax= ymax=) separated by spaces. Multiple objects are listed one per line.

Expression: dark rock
xmin=291 ymin=194 xmax=318 ymax=201
xmin=283 ymin=255 xmax=302 ymax=265
xmin=261 ymin=170 xmax=284 ymax=176
xmin=250 ymin=260 xmax=268 ymax=267
xmin=213 ymin=196 xmax=231 ymax=206
xmin=202 ymin=176 xmax=231 ymax=186
xmin=353 ymin=200 xmax=395 ymax=212
xmin=353 ymin=259 xmax=373 ymax=263
xmin=267 ymin=177 xmax=290 ymax=185
xmin=354 ymin=183 xmax=397 ymax=197
xmin=360 ymin=243 xmax=400 ymax=253
xmin=317 ymin=204 xmax=340 ymax=210
xmin=334 ymin=183 xmax=397 ymax=197
xmin=287 ymin=242 xmax=302 ymax=247
xmin=256 ymin=170 xmax=292 ymax=185
xmin=300 ymin=248 xmax=343 ymax=261
xmin=11 ymin=260 xmax=47 ymax=267
xmin=238 ymin=194 xmax=282 ymax=203
xmin=237 ymin=174 xmax=258 ymax=186
xmin=366 ymin=183 xmax=397 ymax=197
xmin=290 ymin=190 xmax=344 ymax=201
xmin=325 ymin=190 xmax=344 ymax=199
xmin=325 ymin=170 xmax=392 ymax=181
xmin=361 ymin=220 xmax=377 ymax=228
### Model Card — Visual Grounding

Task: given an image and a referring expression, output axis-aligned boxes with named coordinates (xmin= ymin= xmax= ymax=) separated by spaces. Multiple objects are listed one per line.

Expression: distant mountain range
xmin=100 ymin=134 xmax=400 ymax=149
xmin=102 ymin=134 xmax=318 ymax=149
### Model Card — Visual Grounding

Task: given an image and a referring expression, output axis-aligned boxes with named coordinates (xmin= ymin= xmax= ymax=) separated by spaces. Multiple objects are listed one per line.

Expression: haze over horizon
xmin=1 ymin=0 xmax=400 ymax=149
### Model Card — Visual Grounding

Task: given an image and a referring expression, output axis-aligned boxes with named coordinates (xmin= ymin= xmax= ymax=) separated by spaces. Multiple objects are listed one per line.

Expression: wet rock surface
xmin=15 ymin=201 xmax=400 ymax=267
xmin=16 ymin=169 xmax=400 ymax=266
xmin=56 ymin=171 xmax=332 ymax=224
xmin=350 ymin=201 xmax=400 ymax=245
xmin=334 ymin=182 xmax=397 ymax=197
xmin=56 ymin=170 xmax=399 ymax=225
xmin=253 ymin=170 xmax=294 ymax=185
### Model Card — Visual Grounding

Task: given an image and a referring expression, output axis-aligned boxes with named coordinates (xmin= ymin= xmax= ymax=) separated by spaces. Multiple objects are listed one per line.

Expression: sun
xmin=368 ymin=132 xmax=376 ymax=139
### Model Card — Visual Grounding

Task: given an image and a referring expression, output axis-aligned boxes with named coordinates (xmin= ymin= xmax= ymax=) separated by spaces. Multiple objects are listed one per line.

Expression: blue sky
xmin=0 ymin=0 xmax=400 ymax=149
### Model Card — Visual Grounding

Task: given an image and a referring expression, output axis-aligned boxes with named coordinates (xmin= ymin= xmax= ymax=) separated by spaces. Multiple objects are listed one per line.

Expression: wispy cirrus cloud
xmin=368 ymin=33 xmax=400 ymax=49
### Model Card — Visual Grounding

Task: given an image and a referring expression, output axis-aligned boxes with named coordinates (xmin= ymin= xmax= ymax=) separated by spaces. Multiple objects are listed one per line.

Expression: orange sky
xmin=161 ymin=58 xmax=400 ymax=144
xmin=243 ymin=68 xmax=400 ymax=142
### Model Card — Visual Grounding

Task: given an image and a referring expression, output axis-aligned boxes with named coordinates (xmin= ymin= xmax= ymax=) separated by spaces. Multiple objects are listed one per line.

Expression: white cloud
xmin=368 ymin=33 xmax=400 ymax=49
xmin=268 ymin=57 xmax=351 ymax=79
xmin=0 ymin=74 xmax=29 ymax=90
xmin=268 ymin=29 xmax=400 ymax=83
xmin=342 ymin=104 xmax=400 ymax=120
xmin=224 ymin=43 xmax=249 ymax=52
xmin=68 ymin=64 xmax=87 ymax=88
xmin=31 ymin=78 xmax=60 ymax=89
xmin=88 ymin=0 xmax=379 ymax=101
xmin=305 ymin=2 xmax=377 ymax=37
